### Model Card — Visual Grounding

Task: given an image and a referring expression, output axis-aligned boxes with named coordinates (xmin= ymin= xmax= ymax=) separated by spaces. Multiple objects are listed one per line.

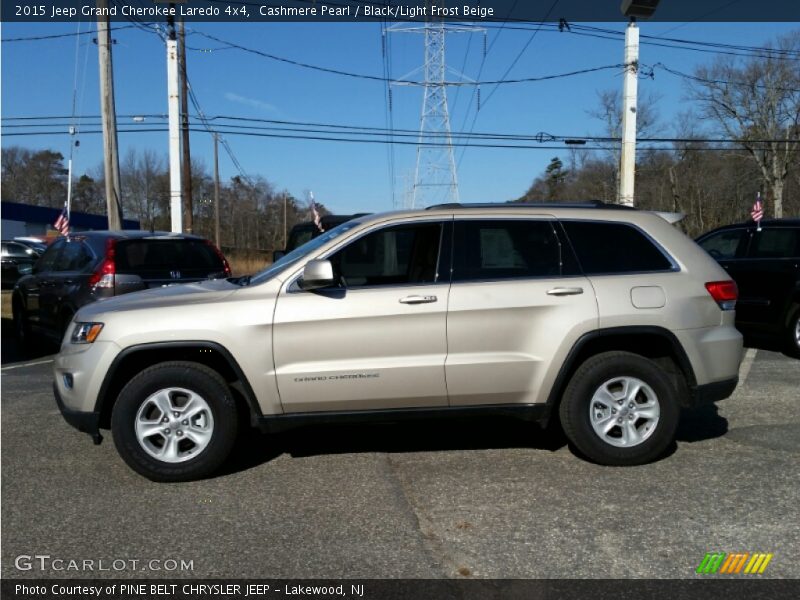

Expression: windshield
xmin=245 ymin=220 xmax=363 ymax=286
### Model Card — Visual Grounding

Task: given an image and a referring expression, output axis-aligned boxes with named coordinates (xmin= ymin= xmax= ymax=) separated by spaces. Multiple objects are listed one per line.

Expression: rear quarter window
xmin=698 ymin=228 xmax=747 ymax=260
xmin=561 ymin=221 xmax=673 ymax=274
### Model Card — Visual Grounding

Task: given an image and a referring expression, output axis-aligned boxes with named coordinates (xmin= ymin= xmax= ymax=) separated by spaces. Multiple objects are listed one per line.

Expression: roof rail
xmin=425 ymin=201 xmax=636 ymax=211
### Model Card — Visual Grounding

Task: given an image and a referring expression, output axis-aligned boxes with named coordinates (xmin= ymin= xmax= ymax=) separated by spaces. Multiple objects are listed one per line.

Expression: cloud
xmin=224 ymin=92 xmax=278 ymax=113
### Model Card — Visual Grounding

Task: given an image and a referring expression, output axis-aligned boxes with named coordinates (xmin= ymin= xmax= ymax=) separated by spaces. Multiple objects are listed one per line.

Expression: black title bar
xmin=3 ymin=0 xmax=799 ymax=23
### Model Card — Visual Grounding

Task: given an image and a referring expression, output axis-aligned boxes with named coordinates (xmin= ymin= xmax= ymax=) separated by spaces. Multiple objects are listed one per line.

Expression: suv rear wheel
xmin=559 ymin=351 xmax=679 ymax=466
xmin=111 ymin=361 xmax=238 ymax=482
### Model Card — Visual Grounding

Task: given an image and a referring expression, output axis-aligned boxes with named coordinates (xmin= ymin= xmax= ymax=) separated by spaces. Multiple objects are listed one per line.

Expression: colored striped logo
xmin=696 ymin=552 xmax=773 ymax=574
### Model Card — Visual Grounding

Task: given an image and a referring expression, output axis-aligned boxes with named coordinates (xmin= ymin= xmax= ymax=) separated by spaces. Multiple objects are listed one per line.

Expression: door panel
xmin=273 ymin=284 xmax=449 ymax=412
xmin=445 ymin=218 xmax=597 ymax=406
xmin=272 ymin=220 xmax=450 ymax=412
xmin=446 ymin=277 xmax=596 ymax=405
xmin=734 ymin=227 xmax=800 ymax=331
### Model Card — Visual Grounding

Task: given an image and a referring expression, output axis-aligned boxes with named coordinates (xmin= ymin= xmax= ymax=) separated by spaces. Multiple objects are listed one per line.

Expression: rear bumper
xmin=53 ymin=382 xmax=103 ymax=444
xmin=687 ymin=376 xmax=738 ymax=407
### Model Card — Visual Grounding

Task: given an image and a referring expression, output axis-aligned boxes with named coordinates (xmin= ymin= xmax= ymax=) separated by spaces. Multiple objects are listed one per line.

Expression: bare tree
xmin=688 ymin=30 xmax=800 ymax=218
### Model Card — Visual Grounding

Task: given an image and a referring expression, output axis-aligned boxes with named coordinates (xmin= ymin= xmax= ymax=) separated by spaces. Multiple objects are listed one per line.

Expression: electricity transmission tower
xmin=390 ymin=2 xmax=479 ymax=208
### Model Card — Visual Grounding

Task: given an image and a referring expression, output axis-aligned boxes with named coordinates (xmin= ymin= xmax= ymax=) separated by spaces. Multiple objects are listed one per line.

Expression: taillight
xmin=89 ymin=238 xmax=117 ymax=289
xmin=705 ymin=280 xmax=738 ymax=310
xmin=205 ymin=240 xmax=231 ymax=276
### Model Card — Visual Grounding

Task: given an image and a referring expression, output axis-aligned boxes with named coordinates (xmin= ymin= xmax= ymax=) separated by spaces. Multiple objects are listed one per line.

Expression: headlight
xmin=71 ymin=322 xmax=104 ymax=344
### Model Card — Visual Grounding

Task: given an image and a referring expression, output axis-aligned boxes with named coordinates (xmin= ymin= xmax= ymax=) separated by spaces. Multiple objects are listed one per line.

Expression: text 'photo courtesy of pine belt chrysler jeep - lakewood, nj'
xmin=53 ymin=203 xmax=744 ymax=482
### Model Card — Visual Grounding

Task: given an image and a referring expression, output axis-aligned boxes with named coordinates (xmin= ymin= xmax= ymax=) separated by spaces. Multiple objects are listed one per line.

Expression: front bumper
xmin=53 ymin=382 xmax=103 ymax=444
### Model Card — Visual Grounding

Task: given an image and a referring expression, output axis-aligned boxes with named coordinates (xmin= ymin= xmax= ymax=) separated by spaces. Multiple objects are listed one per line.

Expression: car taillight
xmin=89 ymin=238 xmax=117 ymax=289
xmin=205 ymin=240 xmax=231 ymax=276
xmin=705 ymin=280 xmax=738 ymax=310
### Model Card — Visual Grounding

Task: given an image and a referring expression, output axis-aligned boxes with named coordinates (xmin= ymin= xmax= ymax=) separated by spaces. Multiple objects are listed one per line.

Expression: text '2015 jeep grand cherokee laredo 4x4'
xmin=54 ymin=203 xmax=743 ymax=481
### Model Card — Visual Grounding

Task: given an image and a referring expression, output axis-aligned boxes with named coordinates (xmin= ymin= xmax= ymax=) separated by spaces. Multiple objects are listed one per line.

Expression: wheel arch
xmin=546 ymin=326 xmax=697 ymax=414
xmin=96 ymin=342 xmax=262 ymax=430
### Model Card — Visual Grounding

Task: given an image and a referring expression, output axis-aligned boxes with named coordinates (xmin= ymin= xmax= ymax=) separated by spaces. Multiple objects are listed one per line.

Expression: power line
xmin=7 ymin=124 xmax=796 ymax=153
xmin=1 ymin=25 xmax=138 ymax=42
xmin=6 ymin=113 xmax=797 ymax=145
xmin=456 ymin=0 xmax=561 ymax=172
xmin=651 ymin=62 xmax=800 ymax=93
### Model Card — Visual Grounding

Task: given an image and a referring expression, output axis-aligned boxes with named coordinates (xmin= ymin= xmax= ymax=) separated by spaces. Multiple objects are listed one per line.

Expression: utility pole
xmin=618 ymin=18 xmax=639 ymax=207
xmin=166 ymin=8 xmax=182 ymax=233
xmin=96 ymin=0 xmax=123 ymax=230
xmin=618 ymin=0 xmax=661 ymax=206
xmin=178 ymin=18 xmax=193 ymax=233
xmin=213 ymin=133 xmax=221 ymax=247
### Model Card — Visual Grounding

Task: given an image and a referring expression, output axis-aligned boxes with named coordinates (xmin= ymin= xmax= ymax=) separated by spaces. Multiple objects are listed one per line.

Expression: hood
xmin=77 ymin=278 xmax=238 ymax=320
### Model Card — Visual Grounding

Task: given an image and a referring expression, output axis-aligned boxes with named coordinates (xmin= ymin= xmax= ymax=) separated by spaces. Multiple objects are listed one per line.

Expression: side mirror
xmin=272 ymin=250 xmax=286 ymax=262
xmin=17 ymin=264 xmax=33 ymax=276
xmin=299 ymin=259 xmax=335 ymax=290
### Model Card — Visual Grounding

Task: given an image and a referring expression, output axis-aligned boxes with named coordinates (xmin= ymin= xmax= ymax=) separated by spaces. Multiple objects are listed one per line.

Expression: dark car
xmin=13 ymin=237 xmax=49 ymax=256
xmin=696 ymin=219 xmax=800 ymax=355
xmin=273 ymin=214 xmax=369 ymax=261
xmin=1 ymin=241 xmax=40 ymax=288
xmin=12 ymin=231 xmax=231 ymax=346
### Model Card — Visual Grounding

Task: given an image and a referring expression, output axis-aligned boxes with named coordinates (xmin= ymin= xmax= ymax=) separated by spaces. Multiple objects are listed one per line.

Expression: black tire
xmin=559 ymin=351 xmax=680 ymax=466
xmin=111 ymin=361 xmax=239 ymax=482
xmin=12 ymin=295 xmax=35 ymax=352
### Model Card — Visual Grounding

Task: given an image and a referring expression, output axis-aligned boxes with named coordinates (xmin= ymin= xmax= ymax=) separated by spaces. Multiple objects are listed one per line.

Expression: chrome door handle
xmin=399 ymin=295 xmax=438 ymax=304
xmin=546 ymin=287 xmax=584 ymax=296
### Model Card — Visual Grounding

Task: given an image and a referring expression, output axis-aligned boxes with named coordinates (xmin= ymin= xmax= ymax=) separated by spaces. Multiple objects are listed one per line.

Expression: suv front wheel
xmin=559 ymin=351 xmax=680 ymax=466
xmin=111 ymin=361 xmax=238 ymax=482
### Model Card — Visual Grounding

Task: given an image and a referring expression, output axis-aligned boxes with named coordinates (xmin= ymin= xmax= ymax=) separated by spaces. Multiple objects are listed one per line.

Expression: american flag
xmin=54 ymin=203 xmax=70 ymax=236
xmin=751 ymin=193 xmax=764 ymax=226
xmin=309 ymin=191 xmax=323 ymax=232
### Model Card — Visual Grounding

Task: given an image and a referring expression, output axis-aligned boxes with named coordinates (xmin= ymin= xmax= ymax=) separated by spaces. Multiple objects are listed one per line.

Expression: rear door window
xmin=747 ymin=228 xmax=799 ymax=259
xmin=452 ymin=220 xmax=566 ymax=282
xmin=54 ymin=241 xmax=93 ymax=271
xmin=698 ymin=228 xmax=748 ymax=260
xmin=35 ymin=240 xmax=64 ymax=272
xmin=561 ymin=221 xmax=674 ymax=274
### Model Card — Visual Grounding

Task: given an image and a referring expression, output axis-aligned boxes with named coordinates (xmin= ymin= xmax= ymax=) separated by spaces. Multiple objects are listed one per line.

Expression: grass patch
xmin=1 ymin=291 xmax=11 ymax=320
xmin=227 ymin=252 xmax=271 ymax=276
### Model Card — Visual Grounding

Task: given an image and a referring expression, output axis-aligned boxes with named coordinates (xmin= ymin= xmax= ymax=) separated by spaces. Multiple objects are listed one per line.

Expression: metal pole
xmin=179 ymin=18 xmax=193 ymax=233
xmin=283 ymin=192 xmax=287 ymax=249
xmin=618 ymin=18 xmax=639 ymax=207
xmin=213 ymin=133 xmax=220 ymax=247
xmin=97 ymin=0 xmax=123 ymax=230
xmin=166 ymin=9 xmax=183 ymax=233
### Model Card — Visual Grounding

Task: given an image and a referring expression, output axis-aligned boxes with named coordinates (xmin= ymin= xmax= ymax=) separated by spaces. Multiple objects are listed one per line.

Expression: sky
xmin=2 ymin=17 xmax=798 ymax=215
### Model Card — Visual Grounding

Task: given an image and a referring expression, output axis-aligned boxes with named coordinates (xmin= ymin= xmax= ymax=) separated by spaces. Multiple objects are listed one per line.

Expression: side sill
xmin=257 ymin=403 xmax=550 ymax=434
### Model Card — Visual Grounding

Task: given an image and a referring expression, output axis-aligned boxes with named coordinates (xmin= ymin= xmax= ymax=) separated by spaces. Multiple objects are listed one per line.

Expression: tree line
xmin=518 ymin=30 xmax=800 ymax=237
xmin=1 ymin=146 xmax=326 ymax=255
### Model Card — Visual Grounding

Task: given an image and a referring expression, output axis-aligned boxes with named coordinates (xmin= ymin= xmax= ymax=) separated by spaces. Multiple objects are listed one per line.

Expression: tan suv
xmin=54 ymin=203 xmax=743 ymax=481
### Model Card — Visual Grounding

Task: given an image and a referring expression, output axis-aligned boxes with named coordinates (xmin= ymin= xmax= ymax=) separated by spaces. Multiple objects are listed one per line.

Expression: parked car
xmin=273 ymin=214 xmax=369 ymax=261
xmin=13 ymin=236 xmax=49 ymax=256
xmin=1 ymin=240 xmax=40 ymax=288
xmin=696 ymin=219 xmax=800 ymax=355
xmin=13 ymin=231 xmax=230 ymax=346
xmin=54 ymin=202 xmax=743 ymax=481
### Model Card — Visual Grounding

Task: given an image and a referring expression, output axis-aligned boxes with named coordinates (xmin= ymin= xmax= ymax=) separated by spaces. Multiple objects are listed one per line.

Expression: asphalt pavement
xmin=1 ymin=320 xmax=798 ymax=579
